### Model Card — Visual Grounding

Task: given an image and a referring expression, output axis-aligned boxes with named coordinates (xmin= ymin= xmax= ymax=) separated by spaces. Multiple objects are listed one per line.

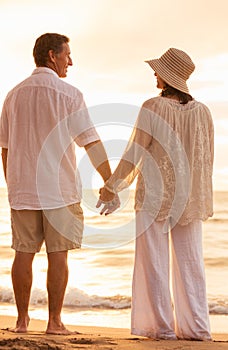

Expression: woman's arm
xmin=99 ymin=127 xmax=152 ymax=202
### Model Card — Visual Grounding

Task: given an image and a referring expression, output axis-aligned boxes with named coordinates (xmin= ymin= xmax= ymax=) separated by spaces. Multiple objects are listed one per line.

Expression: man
xmin=0 ymin=33 xmax=116 ymax=334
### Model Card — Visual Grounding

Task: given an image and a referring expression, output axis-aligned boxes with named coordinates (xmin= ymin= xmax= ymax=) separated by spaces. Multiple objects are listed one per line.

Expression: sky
xmin=0 ymin=0 xmax=228 ymax=190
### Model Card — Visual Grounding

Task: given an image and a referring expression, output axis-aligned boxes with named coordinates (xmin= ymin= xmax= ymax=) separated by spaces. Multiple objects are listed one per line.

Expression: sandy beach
xmin=0 ymin=316 xmax=227 ymax=350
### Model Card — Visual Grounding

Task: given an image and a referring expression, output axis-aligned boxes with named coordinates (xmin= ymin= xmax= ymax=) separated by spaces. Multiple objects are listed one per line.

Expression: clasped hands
xmin=96 ymin=187 xmax=120 ymax=215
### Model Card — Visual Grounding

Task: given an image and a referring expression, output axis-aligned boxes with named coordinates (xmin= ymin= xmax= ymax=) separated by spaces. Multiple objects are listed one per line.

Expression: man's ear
xmin=48 ymin=49 xmax=56 ymax=63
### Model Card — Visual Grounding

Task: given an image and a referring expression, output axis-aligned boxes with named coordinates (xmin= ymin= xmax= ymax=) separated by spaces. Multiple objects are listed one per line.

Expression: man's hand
xmin=98 ymin=186 xmax=115 ymax=202
xmin=96 ymin=194 xmax=120 ymax=215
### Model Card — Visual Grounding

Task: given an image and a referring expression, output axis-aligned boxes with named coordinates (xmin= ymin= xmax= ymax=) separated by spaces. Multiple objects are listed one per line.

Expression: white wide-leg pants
xmin=131 ymin=211 xmax=211 ymax=340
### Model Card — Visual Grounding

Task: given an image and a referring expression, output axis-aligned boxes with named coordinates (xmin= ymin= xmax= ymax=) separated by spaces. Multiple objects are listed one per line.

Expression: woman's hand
xmin=96 ymin=189 xmax=120 ymax=215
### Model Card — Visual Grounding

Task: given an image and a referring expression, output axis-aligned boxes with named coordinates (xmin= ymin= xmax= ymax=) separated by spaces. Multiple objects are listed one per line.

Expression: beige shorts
xmin=11 ymin=203 xmax=84 ymax=253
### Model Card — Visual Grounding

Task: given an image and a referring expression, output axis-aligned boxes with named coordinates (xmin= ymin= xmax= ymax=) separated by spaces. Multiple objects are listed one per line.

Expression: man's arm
xmin=1 ymin=148 xmax=8 ymax=181
xmin=84 ymin=140 xmax=113 ymax=201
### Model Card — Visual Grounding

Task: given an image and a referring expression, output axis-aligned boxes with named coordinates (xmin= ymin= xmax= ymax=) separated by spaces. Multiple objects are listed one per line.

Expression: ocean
xmin=0 ymin=188 xmax=228 ymax=333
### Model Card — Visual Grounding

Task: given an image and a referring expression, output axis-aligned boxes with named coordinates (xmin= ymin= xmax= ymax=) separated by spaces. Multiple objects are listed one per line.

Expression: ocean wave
xmin=204 ymin=257 xmax=228 ymax=267
xmin=0 ymin=286 xmax=228 ymax=315
xmin=208 ymin=217 xmax=228 ymax=223
xmin=209 ymin=298 xmax=228 ymax=315
xmin=0 ymin=286 xmax=131 ymax=310
xmin=64 ymin=288 xmax=131 ymax=309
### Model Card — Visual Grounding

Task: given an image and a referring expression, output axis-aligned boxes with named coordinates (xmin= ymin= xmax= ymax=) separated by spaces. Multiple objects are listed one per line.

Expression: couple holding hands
xmin=0 ymin=33 xmax=213 ymax=340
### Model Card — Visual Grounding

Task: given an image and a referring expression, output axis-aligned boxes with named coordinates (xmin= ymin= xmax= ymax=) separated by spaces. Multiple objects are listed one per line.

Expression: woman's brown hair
xmin=161 ymin=84 xmax=193 ymax=104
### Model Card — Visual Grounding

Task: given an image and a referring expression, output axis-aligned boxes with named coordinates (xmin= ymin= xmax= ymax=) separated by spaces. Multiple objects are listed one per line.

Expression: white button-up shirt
xmin=0 ymin=67 xmax=100 ymax=209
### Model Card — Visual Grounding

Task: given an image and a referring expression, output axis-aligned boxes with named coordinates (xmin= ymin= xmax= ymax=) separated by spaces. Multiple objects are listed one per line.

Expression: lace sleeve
xmin=105 ymin=106 xmax=153 ymax=193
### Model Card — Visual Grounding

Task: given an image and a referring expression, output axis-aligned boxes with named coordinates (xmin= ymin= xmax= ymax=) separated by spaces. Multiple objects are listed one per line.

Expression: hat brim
xmin=145 ymin=59 xmax=190 ymax=94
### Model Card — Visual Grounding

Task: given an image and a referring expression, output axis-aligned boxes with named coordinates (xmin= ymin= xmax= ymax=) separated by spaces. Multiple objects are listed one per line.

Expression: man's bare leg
xmin=11 ymin=251 xmax=35 ymax=333
xmin=46 ymin=251 xmax=78 ymax=334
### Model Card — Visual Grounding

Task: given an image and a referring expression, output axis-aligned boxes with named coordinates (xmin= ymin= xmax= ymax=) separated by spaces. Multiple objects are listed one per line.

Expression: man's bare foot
xmin=9 ymin=316 xmax=30 ymax=333
xmin=46 ymin=321 xmax=80 ymax=335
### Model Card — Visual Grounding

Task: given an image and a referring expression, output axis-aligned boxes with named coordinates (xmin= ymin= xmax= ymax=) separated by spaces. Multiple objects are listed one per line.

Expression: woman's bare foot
xmin=9 ymin=316 xmax=30 ymax=333
xmin=46 ymin=320 xmax=80 ymax=335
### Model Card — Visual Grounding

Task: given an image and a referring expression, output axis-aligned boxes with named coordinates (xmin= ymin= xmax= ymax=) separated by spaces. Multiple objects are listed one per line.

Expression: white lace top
xmin=106 ymin=96 xmax=214 ymax=225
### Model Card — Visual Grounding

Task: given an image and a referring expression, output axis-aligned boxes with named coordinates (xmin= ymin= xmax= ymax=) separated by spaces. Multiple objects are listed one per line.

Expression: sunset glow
xmin=0 ymin=0 xmax=227 ymax=191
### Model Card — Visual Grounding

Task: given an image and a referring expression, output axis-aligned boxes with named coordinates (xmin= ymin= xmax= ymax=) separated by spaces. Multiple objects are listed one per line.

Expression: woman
xmin=98 ymin=48 xmax=214 ymax=340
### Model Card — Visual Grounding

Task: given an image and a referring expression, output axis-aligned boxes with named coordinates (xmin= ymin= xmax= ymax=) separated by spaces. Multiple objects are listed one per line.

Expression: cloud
xmin=189 ymin=54 xmax=228 ymax=102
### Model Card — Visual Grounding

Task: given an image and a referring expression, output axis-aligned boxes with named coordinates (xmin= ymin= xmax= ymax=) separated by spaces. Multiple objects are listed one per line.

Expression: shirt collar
xmin=32 ymin=67 xmax=59 ymax=78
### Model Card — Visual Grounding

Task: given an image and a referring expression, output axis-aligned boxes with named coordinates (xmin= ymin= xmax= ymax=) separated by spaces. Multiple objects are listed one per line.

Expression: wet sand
xmin=0 ymin=315 xmax=227 ymax=349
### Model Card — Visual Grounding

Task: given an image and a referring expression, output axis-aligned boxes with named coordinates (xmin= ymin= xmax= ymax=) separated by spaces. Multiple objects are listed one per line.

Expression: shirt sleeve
xmin=68 ymin=95 xmax=100 ymax=147
xmin=105 ymin=103 xmax=154 ymax=193
xmin=207 ymin=107 xmax=214 ymax=167
xmin=0 ymin=100 xmax=9 ymax=148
